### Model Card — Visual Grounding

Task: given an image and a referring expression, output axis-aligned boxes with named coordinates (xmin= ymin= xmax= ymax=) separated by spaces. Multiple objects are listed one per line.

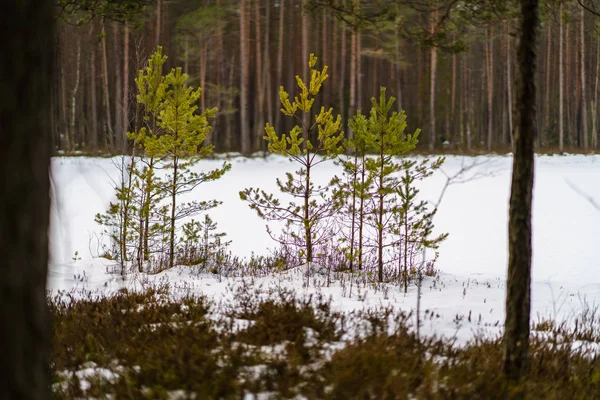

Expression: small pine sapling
xmin=240 ymin=54 xmax=344 ymax=266
xmin=332 ymin=111 xmax=373 ymax=271
xmin=362 ymin=87 xmax=419 ymax=282
xmin=145 ymin=66 xmax=231 ymax=269
xmin=394 ymin=158 xmax=448 ymax=292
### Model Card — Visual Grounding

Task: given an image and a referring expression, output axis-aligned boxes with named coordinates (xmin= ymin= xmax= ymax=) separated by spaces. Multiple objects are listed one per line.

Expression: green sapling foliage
xmin=240 ymin=54 xmax=344 ymax=265
xmin=361 ymin=87 xmax=419 ymax=282
xmin=394 ymin=158 xmax=447 ymax=292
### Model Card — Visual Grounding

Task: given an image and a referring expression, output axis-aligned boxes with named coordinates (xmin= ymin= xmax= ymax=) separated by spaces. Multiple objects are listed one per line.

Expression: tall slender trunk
xmin=339 ymin=16 xmax=347 ymax=124
xmin=357 ymin=152 xmax=366 ymax=270
xmin=304 ymin=158 xmax=312 ymax=263
xmin=429 ymin=10 xmax=438 ymax=150
xmin=275 ymin=0 xmax=285 ymax=133
xmin=240 ymin=0 xmax=251 ymax=154
xmin=59 ymin=31 xmax=67 ymax=149
xmin=199 ymin=41 xmax=208 ymax=145
xmin=113 ymin=22 xmax=123 ymax=152
xmin=215 ymin=0 xmax=224 ymax=150
xmin=504 ymin=0 xmax=539 ymax=380
xmin=356 ymin=23 xmax=362 ymax=112
xmin=90 ymin=26 xmax=98 ymax=151
xmin=566 ymin=22 xmax=571 ymax=147
xmin=1 ymin=2 xmax=53 ymax=396
xmin=507 ymin=24 xmax=514 ymax=148
xmin=69 ymin=36 xmax=81 ymax=151
xmin=466 ymin=53 xmax=473 ymax=150
xmin=451 ymin=34 xmax=457 ymax=143
xmin=349 ymin=25 xmax=357 ymax=139
xmin=155 ymin=0 xmax=161 ymax=48
xmin=559 ymin=4 xmax=564 ymax=152
xmin=580 ymin=7 xmax=588 ymax=149
xmin=486 ymin=26 xmax=494 ymax=150
xmin=264 ymin=0 xmax=273 ymax=127
xmin=593 ymin=34 xmax=600 ymax=148
xmin=377 ymin=154 xmax=385 ymax=282
xmin=301 ymin=0 xmax=310 ymax=142
xmin=543 ymin=22 xmax=551 ymax=147
xmin=254 ymin=0 xmax=264 ymax=152
xmin=225 ymin=54 xmax=235 ymax=150
xmin=459 ymin=53 xmax=465 ymax=148
xmin=322 ymin=8 xmax=331 ymax=106
xmin=169 ymin=157 xmax=178 ymax=269
xmin=123 ymin=24 xmax=130 ymax=142
xmin=101 ymin=22 xmax=113 ymax=148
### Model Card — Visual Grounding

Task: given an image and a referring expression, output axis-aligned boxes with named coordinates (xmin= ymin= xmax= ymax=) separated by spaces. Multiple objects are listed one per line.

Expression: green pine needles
xmin=96 ymin=47 xmax=230 ymax=272
xmin=98 ymin=50 xmax=446 ymax=290
xmin=240 ymin=54 xmax=344 ymax=266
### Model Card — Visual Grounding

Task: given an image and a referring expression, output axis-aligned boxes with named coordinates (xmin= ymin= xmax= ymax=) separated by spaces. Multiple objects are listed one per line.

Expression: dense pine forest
xmin=55 ymin=0 xmax=599 ymax=154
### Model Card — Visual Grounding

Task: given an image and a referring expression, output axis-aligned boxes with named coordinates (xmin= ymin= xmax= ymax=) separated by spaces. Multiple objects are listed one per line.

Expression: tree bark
xmin=69 ymin=36 xmax=81 ymax=151
xmin=90 ymin=23 xmax=99 ymax=151
xmin=113 ymin=22 xmax=123 ymax=152
xmin=254 ymin=0 xmax=264 ymax=152
xmin=101 ymin=21 xmax=114 ymax=148
xmin=275 ymin=0 xmax=285 ymax=133
xmin=302 ymin=0 xmax=310 ymax=142
xmin=593 ymin=33 xmax=600 ymax=148
xmin=0 ymin=1 xmax=53 ymax=398
xmin=123 ymin=23 xmax=130 ymax=143
xmin=507 ymin=21 xmax=514 ymax=148
xmin=559 ymin=4 xmax=564 ymax=152
xmin=543 ymin=21 xmax=551 ymax=147
xmin=240 ymin=0 xmax=251 ymax=154
xmin=155 ymin=0 xmax=162 ymax=48
xmin=580 ymin=7 xmax=588 ymax=149
xmin=429 ymin=9 xmax=438 ymax=150
xmin=486 ymin=26 xmax=494 ymax=150
xmin=503 ymin=0 xmax=539 ymax=381
xmin=348 ymin=3 xmax=357 ymax=139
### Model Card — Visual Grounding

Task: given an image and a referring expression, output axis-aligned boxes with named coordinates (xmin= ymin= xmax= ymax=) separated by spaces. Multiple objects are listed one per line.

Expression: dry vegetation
xmin=50 ymin=280 xmax=600 ymax=399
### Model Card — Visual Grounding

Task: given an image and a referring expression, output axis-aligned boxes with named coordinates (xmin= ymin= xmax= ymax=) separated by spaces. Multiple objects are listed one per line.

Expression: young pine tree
xmin=332 ymin=114 xmax=373 ymax=271
xmin=240 ymin=54 xmax=344 ymax=265
xmin=144 ymin=66 xmax=231 ymax=270
xmin=362 ymin=87 xmax=419 ymax=282
xmin=395 ymin=158 xmax=447 ymax=292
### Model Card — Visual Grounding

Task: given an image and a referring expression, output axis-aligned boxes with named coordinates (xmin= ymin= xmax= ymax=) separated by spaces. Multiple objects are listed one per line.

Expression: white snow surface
xmin=48 ymin=154 xmax=600 ymax=344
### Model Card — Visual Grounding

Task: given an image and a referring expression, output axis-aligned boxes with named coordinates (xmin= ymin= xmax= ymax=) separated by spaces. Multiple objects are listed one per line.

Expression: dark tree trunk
xmin=0 ymin=1 xmax=53 ymax=398
xmin=503 ymin=0 xmax=539 ymax=382
xmin=240 ymin=0 xmax=251 ymax=154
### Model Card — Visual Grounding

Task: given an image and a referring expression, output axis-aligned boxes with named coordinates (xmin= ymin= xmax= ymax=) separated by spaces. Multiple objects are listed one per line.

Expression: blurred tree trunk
xmin=0 ymin=1 xmax=53 ymax=398
xmin=504 ymin=0 xmax=539 ymax=382
xmin=593 ymin=34 xmax=599 ymax=148
xmin=429 ymin=8 xmax=438 ymax=150
xmin=69 ymin=35 xmax=81 ymax=151
xmin=123 ymin=23 xmax=130 ymax=142
xmin=348 ymin=9 xmax=357 ymax=139
xmin=559 ymin=4 xmax=564 ymax=151
xmin=240 ymin=0 xmax=251 ymax=154
xmin=113 ymin=22 xmax=123 ymax=152
xmin=254 ymin=0 xmax=264 ymax=152
xmin=90 ymin=23 xmax=99 ymax=151
xmin=275 ymin=0 xmax=285 ymax=134
xmin=580 ymin=7 xmax=588 ymax=149
xmin=543 ymin=22 xmax=551 ymax=147
xmin=302 ymin=0 xmax=310 ymax=142
xmin=101 ymin=22 xmax=113 ymax=149
xmin=486 ymin=25 xmax=494 ymax=150
xmin=155 ymin=0 xmax=162 ymax=48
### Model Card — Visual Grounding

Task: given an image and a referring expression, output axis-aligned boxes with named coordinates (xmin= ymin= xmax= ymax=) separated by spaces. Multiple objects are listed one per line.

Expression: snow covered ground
xmin=48 ymin=154 xmax=600 ymax=344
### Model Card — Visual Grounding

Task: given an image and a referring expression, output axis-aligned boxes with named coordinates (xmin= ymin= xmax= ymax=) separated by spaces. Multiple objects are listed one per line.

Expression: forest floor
xmin=49 ymin=154 xmax=600 ymax=398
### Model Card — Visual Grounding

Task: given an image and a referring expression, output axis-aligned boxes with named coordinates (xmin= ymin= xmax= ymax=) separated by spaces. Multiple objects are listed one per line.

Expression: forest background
xmin=55 ymin=0 xmax=597 ymax=154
